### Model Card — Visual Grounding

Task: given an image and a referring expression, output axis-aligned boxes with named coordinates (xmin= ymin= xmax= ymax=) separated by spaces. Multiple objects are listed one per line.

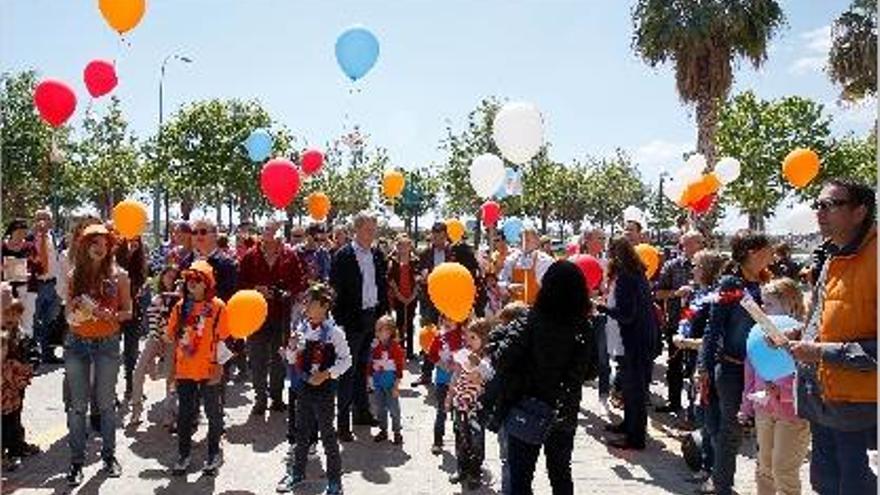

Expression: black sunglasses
xmin=194 ymin=228 xmax=215 ymax=236
xmin=811 ymin=198 xmax=852 ymax=211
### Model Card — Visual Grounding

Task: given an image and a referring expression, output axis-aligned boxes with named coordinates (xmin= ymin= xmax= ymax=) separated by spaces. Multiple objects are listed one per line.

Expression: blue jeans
xmin=433 ymin=384 xmax=449 ymax=445
xmin=33 ymin=280 xmax=60 ymax=360
xmin=371 ymin=387 xmax=401 ymax=433
xmin=810 ymin=421 xmax=877 ymax=495
xmin=65 ymin=333 xmax=120 ymax=464
xmin=498 ymin=426 xmax=511 ymax=493
xmin=711 ymin=362 xmax=744 ymax=495
xmin=594 ymin=316 xmax=611 ymax=397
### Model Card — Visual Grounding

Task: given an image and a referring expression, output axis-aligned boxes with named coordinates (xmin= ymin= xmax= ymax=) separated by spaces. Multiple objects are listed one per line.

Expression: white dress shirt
xmin=352 ymin=241 xmax=378 ymax=309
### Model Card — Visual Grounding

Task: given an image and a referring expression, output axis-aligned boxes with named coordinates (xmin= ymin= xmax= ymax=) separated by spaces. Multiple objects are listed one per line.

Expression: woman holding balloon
xmin=699 ymin=230 xmax=773 ymax=495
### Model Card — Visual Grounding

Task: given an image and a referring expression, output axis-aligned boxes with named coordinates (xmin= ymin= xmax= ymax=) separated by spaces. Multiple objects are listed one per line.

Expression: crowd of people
xmin=1 ymin=178 xmax=876 ymax=495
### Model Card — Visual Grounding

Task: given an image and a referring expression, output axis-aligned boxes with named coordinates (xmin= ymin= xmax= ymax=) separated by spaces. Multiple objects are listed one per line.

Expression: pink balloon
xmin=571 ymin=254 xmax=603 ymax=292
xmin=481 ymin=200 xmax=502 ymax=227
xmin=33 ymin=79 xmax=77 ymax=128
xmin=565 ymin=242 xmax=579 ymax=256
xmin=260 ymin=159 xmax=301 ymax=209
xmin=83 ymin=60 xmax=118 ymax=98
xmin=301 ymin=149 xmax=324 ymax=176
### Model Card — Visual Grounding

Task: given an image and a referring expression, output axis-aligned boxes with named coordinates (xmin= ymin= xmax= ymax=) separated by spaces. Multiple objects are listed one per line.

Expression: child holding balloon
xmin=427 ymin=315 xmax=465 ymax=455
xmin=739 ymin=278 xmax=810 ymax=495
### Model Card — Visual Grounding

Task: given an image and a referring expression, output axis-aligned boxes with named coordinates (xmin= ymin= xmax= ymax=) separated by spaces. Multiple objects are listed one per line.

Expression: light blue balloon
xmin=244 ymin=128 xmax=273 ymax=162
xmin=746 ymin=315 xmax=800 ymax=381
xmin=503 ymin=217 xmax=523 ymax=244
xmin=335 ymin=27 xmax=380 ymax=82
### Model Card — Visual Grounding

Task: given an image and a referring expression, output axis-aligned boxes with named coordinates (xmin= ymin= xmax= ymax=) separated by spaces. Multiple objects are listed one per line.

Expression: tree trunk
xmin=216 ymin=200 xmax=223 ymax=229
xmin=181 ymin=198 xmax=193 ymax=221
xmin=692 ymin=95 xmax=721 ymax=239
xmin=228 ymin=198 xmax=234 ymax=228
xmin=748 ymin=212 xmax=766 ymax=232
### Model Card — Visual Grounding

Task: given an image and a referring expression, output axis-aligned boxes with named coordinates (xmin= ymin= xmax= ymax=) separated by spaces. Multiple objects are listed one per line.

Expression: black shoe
xmin=338 ymin=430 xmax=354 ymax=442
xmin=270 ymin=400 xmax=286 ymax=412
xmin=604 ymin=423 xmax=625 ymax=434
xmin=655 ymin=404 xmax=682 ymax=414
xmin=410 ymin=376 xmax=431 ymax=387
xmin=607 ymin=438 xmax=645 ymax=450
xmin=67 ymin=463 xmax=84 ymax=486
xmin=448 ymin=472 xmax=462 ymax=484
xmin=392 ymin=432 xmax=403 ymax=446
xmin=466 ymin=476 xmax=482 ymax=490
xmin=353 ymin=414 xmax=379 ymax=427
xmin=373 ymin=430 xmax=388 ymax=443
xmin=102 ymin=457 xmax=122 ymax=477
xmin=90 ymin=413 xmax=102 ymax=433
xmin=251 ymin=402 xmax=267 ymax=416
xmin=42 ymin=354 xmax=64 ymax=365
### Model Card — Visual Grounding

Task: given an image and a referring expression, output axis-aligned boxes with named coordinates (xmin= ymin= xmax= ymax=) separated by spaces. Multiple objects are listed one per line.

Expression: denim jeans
xmin=498 ymin=426 xmax=511 ymax=494
xmin=810 ymin=421 xmax=877 ymax=495
xmin=711 ymin=362 xmax=744 ymax=495
xmin=121 ymin=319 xmax=141 ymax=395
xmin=33 ymin=279 xmax=60 ymax=359
xmin=65 ymin=333 xmax=120 ymax=464
xmin=433 ymin=384 xmax=449 ymax=445
xmin=176 ymin=380 xmax=223 ymax=459
xmin=293 ymin=386 xmax=341 ymax=483
xmin=370 ymin=387 xmax=401 ymax=433
xmin=594 ymin=316 xmax=611 ymax=398
xmin=248 ymin=320 xmax=285 ymax=406
xmin=507 ymin=427 xmax=575 ymax=495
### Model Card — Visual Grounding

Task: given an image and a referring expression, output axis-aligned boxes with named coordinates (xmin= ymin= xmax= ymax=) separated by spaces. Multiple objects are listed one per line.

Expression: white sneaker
xmin=172 ymin=455 xmax=190 ymax=475
xmin=598 ymin=396 xmax=610 ymax=418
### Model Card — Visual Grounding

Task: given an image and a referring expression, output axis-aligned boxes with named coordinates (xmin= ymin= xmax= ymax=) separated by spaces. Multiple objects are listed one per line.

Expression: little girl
xmin=740 ymin=277 xmax=810 ymax=495
xmin=369 ymin=315 xmax=406 ymax=445
xmin=446 ymin=318 xmax=494 ymax=489
xmin=1 ymin=297 xmax=38 ymax=471
xmin=129 ymin=266 xmax=181 ymax=427
xmin=427 ymin=315 xmax=465 ymax=454
xmin=483 ymin=273 xmax=506 ymax=318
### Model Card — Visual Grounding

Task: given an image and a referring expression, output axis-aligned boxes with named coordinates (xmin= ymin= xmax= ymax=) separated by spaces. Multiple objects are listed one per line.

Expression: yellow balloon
xmin=446 ymin=218 xmax=465 ymax=243
xmin=307 ymin=192 xmax=331 ymax=221
xmin=382 ymin=170 xmax=405 ymax=199
xmin=634 ymin=243 xmax=661 ymax=279
xmin=226 ymin=290 xmax=268 ymax=339
xmin=783 ymin=148 xmax=820 ymax=189
xmin=111 ymin=199 xmax=148 ymax=239
xmin=98 ymin=0 xmax=146 ymax=35
xmin=427 ymin=262 xmax=476 ymax=323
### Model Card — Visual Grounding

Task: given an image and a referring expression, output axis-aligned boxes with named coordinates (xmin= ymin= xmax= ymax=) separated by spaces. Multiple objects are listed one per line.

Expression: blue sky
xmin=2 ymin=1 xmax=874 ymax=232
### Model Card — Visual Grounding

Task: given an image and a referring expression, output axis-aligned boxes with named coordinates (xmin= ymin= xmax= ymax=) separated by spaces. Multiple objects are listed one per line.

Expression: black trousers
xmin=337 ymin=310 xmax=377 ymax=434
xmin=177 ymin=380 xmax=223 ymax=459
xmin=622 ymin=353 xmax=652 ymax=447
xmin=664 ymin=326 xmax=684 ymax=408
xmin=287 ymin=387 xmax=317 ymax=446
xmin=507 ymin=427 xmax=575 ymax=495
xmin=293 ymin=386 xmax=341 ymax=482
xmin=248 ymin=321 xmax=285 ymax=406
xmin=394 ymin=300 xmax=417 ymax=358
xmin=2 ymin=407 xmax=25 ymax=456
xmin=453 ymin=409 xmax=485 ymax=479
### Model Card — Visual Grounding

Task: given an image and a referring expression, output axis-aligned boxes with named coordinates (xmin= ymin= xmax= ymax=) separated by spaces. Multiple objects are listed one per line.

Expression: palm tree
xmin=631 ymin=0 xmax=785 ymax=168
xmin=829 ymin=0 xmax=877 ymax=102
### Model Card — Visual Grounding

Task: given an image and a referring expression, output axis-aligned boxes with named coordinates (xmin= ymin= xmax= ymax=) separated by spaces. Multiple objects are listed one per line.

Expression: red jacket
xmin=238 ymin=243 xmax=306 ymax=323
xmin=428 ymin=326 xmax=464 ymax=367
xmin=367 ymin=338 xmax=406 ymax=385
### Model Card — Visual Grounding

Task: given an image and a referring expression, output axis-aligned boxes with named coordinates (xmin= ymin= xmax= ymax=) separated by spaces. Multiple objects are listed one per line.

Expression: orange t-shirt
xmin=166 ymin=297 xmax=230 ymax=381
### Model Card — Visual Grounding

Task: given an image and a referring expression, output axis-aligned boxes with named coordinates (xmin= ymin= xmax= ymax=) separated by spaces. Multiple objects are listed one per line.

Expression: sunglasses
xmin=194 ymin=228 xmax=215 ymax=236
xmin=811 ymin=198 xmax=852 ymax=212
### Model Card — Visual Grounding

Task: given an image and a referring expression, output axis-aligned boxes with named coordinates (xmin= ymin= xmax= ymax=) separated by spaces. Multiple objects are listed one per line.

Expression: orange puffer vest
xmin=818 ymin=227 xmax=877 ymax=403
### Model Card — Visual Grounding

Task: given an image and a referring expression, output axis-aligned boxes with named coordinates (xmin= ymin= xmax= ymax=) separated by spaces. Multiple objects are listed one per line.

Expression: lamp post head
xmin=179 ymin=56 xmax=193 ymax=63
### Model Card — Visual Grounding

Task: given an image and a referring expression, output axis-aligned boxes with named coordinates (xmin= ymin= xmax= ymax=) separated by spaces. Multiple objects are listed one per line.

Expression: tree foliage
xmin=829 ymin=0 xmax=877 ymax=101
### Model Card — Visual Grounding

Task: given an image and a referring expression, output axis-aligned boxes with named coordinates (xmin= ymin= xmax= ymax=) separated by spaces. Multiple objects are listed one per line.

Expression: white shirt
xmin=605 ymin=279 xmax=624 ymax=357
xmin=432 ymin=248 xmax=446 ymax=268
xmin=352 ymin=241 xmax=378 ymax=309
xmin=294 ymin=318 xmax=352 ymax=380
xmin=499 ymin=249 xmax=554 ymax=288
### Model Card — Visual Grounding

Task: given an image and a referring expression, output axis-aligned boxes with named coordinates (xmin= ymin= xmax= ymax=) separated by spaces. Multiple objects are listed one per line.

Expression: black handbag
xmin=504 ymin=396 xmax=557 ymax=445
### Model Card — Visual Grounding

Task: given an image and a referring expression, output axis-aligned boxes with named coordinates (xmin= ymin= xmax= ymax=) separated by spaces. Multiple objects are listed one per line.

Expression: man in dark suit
xmin=330 ymin=211 xmax=389 ymax=441
xmin=412 ymin=222 xmax=451 ymax=386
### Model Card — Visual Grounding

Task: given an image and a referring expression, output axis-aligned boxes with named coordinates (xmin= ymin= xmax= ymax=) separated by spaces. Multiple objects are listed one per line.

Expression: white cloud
xmin=788 ymin=25 xmax=831 ymax=75
xmin=632 ymin=139 xmax=692 ymax=180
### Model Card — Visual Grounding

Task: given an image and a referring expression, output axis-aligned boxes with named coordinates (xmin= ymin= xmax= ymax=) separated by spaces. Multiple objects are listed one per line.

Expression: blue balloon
xmin=746 ymin=315 xmax=800 ymax=381
xmin=335 ymin=27 xmax=380 ymax=82
xmin=503 ymin=217 xmax=523 ymax=244
xmin=244 ymin=128 xmax=273 ymax=162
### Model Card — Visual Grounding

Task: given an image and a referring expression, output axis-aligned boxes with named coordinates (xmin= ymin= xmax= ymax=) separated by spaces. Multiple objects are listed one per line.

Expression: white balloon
xmin=623 ymin=206 xmax=645 ymax=225
xmin=674 ymin=165 xmax=701 ymax=185
xmin=664 ymin=177 xmax=686 ymax=204
xmin=785 ymin=203 xmax=818 ymax=234
xmin=492 ymin=102 xmax=544 ymax=165
xmin=686 ymin=153 xmax=707 ymax=173
xmin=469 ymin=153 xmax=506 ymax=198
xmin=715 ymin=157 xmax=742 ymax=185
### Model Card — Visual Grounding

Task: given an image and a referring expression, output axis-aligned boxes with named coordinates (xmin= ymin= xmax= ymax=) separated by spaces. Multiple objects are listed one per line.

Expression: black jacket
xmin=205 ymin=250 xmax=238 ymax=302
xmin=329 ymin=243 xmax=389 ymax=333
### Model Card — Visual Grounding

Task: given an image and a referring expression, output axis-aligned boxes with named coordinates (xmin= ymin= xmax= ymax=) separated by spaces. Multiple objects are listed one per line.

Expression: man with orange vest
xmin=499 ymin=225 xmax=554 ymax=306
xmin=789 ymin=179 xmax=876 ymax=495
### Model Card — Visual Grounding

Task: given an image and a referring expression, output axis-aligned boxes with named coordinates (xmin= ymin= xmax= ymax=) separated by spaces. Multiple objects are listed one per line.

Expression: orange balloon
xmin=419 ymin=324 xmax=437 ymax=353
xmin=382 ymin=170 xmax=405 ymax=199
xmin=226 ymin=290 xmax=268 ymax=339
xmin=446 ymin=218 xmax=465 ymax=243
xmin=98 ymin=0 xmax=146 ymax=35
xmin=783 ymin=148 xmax=820 ymax=189
xmin=679 ymin=181 xmax=702 ymax=207
xmin=307 ymin=192 xmax=331 ymax=221
xmin=111 ymin=199 xmax=147 ymax=239
xmin=634 ymin=243 xmax=661 ymax=279
xmin=427 ymin=262 xmax=476 ymax=323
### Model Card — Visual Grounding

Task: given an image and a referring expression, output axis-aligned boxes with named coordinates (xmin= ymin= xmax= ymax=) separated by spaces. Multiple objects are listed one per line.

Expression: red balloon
xmin=83 ymin=60 xmax=118 ymax=98
xmin=565 ymin=242 xmax=579 ymax=256
xmin=481 ymin=200 xmax=502 ymax=227
xmin=301 ymin=149 xmax=324 ymax=176
xmin=571 ymin=254 xmax=603 ymax=292
xmin=690 ymin=193 xmax=716 ymax=215
xmin=33 ymin=79 xmax=77 ymax=128
xmin=260 ymin=159 xmax=301 ymax=209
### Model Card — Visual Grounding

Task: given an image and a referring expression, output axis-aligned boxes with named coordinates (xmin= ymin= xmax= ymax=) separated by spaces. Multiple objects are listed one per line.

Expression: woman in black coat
xmin=484 ymin=260 xmax=596 ymax=495
xmin=597 ymin=236 xmax=659 ymax=450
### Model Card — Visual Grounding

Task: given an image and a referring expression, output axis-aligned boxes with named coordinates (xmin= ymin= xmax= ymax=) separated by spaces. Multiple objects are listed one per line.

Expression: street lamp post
xmin=154 ymin=53 xmax=192 ymax=242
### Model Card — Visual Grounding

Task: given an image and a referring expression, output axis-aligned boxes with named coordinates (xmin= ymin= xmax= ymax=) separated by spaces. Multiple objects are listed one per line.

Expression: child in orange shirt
xmin=166 ymin=261 xmax=230 ymax=476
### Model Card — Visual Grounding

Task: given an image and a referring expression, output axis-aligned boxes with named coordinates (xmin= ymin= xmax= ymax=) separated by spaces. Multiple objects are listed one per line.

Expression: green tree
xmin=393 ymin=166 xmax=440 ymax=240
xmin=1 ymin=70 xmax=75 ymax=219
xmin=632 ymin=0 xmax=785 ymax=166
xmin=827 ymin=133 xmax=877 ymax=186
xmin=582 ymin=150 xmax=650 ymax=230
xmin=70 ymin=97 xmax=142 ymax=218
xmin=716 ymin=91 xmax=834 ymax=231
xmin=829 ymin=0 xmax=877 ymax=101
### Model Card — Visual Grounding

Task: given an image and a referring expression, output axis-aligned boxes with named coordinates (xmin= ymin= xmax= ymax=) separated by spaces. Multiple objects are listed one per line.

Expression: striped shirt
xmin=147 ymin=292 xmax=181 ymax=339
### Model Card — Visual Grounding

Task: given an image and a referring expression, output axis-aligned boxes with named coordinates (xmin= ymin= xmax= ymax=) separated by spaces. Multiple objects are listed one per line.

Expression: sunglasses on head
xmin=811 ymin=198 xmax=853 ymax=211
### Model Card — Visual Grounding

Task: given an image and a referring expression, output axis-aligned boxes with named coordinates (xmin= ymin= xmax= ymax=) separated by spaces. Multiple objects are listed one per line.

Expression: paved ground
xmin=3 ymin=354 xmax=812 ymax=495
